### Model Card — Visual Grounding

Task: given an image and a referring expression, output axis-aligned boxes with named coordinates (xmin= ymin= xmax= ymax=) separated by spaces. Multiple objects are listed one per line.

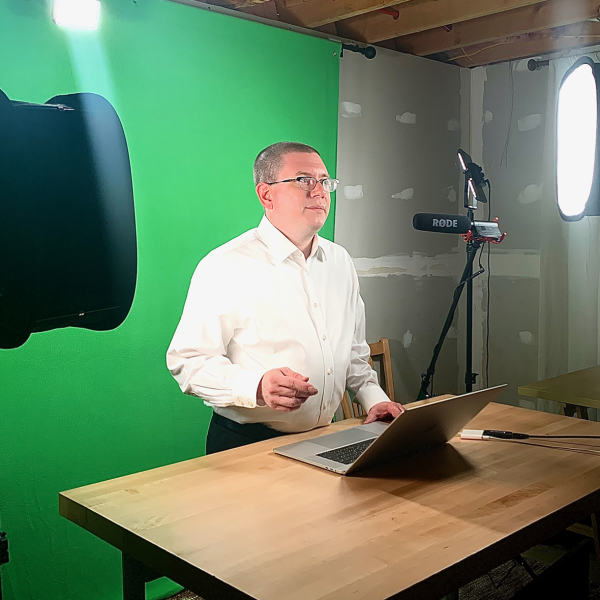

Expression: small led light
xmin=53 ymin=0 xmax=100 ymax=30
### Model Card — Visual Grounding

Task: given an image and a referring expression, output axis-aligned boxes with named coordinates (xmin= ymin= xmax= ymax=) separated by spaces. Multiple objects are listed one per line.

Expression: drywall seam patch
xmin=397 ymin=112 xmax=417 ymax=124
xmin=391 ymin=188 xmax=414 ymax=200
xmin=518 ymin=114 xmax=543 ymax=131
xmin=353 ymin=249 xmax=540 ymax=279
xmin=340 ymin=101 xmax=361 ymax=118
xmin=343 ymin=185 xmax=363 ymax=200
xmin=518 ymin=184 xmax=543 ymax=204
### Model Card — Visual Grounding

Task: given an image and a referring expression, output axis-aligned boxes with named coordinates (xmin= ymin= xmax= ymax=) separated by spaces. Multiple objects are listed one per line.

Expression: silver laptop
xmin=274 ymin=385 xmax=507 ymax=476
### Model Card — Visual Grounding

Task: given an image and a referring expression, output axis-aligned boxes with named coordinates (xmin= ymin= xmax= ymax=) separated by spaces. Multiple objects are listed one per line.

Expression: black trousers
xmin=206 ymin=412 xmax=288 ymax=454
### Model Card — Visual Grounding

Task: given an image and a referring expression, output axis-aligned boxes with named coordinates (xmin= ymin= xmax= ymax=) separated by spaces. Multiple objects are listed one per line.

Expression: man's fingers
xmin=271 ymin=386 xmax=310 ymax=400
xmin=279 ymin=367 xmax=310 ymax=382
xmin=269 ymin=396 xmax=304 ymax=410
xmin=278 ymin=376 xmax=318 ymax=394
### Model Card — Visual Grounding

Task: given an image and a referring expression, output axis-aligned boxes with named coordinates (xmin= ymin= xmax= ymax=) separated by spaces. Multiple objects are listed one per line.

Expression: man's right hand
xmin=257 ymin=367 xmax=318 ymax=412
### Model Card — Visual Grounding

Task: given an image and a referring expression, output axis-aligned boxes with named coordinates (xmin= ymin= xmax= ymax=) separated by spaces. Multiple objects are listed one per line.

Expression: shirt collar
xmin=257 ymin=216 xmax=326 ymax=265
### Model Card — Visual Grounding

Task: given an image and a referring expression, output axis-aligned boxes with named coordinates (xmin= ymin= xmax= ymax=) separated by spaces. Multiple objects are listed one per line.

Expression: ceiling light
xmin=53 ymin=0 xmax=100 ymax=30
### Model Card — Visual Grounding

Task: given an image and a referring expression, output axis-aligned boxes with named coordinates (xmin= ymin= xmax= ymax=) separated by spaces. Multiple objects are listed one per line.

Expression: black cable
xmin=484 ymin=430 xmax=600 ymax=439
xmin=501 ymin=61 xmax=514 ymax=168
xmin=485 ymin=180 xmax=492 ymax=388
xmin=530 ymin=435 xmax=600 ymax=439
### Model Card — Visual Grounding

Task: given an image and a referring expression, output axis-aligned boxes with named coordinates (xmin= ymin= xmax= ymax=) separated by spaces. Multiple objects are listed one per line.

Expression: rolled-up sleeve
xmin=166 ymin=261 xmax=266 ymax=409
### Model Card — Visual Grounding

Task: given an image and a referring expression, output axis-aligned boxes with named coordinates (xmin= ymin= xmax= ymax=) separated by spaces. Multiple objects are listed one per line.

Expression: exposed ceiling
xmin=193 ymin=0 xmax=600 ymax=67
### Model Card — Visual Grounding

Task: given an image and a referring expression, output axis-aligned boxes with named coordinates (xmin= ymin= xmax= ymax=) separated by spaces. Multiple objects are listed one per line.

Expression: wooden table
xmin=59 ymin=403 xmax=600 ymax=600
xmin=518 ymin=365 xmax=600 ymax=419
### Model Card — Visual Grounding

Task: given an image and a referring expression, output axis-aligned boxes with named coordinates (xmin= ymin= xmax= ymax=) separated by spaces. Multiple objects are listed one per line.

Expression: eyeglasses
xmin=266 ymin=176 xmax=339 ymax=193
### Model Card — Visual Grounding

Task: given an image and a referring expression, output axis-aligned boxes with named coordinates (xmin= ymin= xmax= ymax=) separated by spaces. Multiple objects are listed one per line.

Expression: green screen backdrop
xmin=0 ymin=1 xmax=339 ymax=598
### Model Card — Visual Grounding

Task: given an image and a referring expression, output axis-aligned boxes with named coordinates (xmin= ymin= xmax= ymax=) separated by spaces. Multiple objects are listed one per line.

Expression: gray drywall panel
xmin=487 ymin=276 xmax=540 ymax=407
xmin=482 ymin=63 xmax=547 ymax=251
xmin=336 ymin=48 xmax=462 ymax=259
xmin=359 ymin=274 xmax=459 ymax=401
xmin=335 ymin=49 xmax=463 ymax=403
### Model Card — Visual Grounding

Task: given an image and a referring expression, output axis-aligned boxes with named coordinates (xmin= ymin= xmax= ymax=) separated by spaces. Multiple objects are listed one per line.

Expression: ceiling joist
xmin=448 ymin=21 xmax=600 ymax=67
xmin=395 ymin=0 xmax=600 ymax=57
xmin=277 ymin=0 xmax=414 ymax=28
xmin=337 ymin=0 xmax=552 ymax=44
xmin=188 ymin=0 xmax=600 ymax=68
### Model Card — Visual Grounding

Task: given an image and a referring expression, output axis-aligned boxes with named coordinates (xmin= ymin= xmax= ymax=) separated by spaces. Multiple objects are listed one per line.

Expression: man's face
xmin=258 ymin=152 xmax=331 ymax=240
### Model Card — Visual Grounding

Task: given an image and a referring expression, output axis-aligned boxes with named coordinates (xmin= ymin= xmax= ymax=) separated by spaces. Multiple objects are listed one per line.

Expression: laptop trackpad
xmin=314 ymin=425 xmax=386 ymax=449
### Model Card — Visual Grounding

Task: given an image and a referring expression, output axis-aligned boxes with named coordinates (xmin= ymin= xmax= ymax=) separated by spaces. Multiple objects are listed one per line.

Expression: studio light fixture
xmin=457 ymin=149 xmax=488 ymax=206
xmin=53 ymin=0 xmax=100 ymax=30
xmin=556 ymin=56 xmax=600 ymax=220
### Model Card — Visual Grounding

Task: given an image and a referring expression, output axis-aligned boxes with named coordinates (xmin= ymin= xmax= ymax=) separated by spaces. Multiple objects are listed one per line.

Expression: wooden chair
xmin=340 ymin=337 xmax=396 ymax=419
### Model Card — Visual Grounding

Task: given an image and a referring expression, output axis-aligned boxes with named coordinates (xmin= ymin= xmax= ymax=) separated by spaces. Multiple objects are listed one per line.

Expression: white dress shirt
xmin=167 ymin=216 xmax=389 ymax=433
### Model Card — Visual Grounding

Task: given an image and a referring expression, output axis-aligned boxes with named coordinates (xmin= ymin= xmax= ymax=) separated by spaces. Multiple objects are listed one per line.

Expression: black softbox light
xmin=0 ymin=90 xmax=137 ymax=349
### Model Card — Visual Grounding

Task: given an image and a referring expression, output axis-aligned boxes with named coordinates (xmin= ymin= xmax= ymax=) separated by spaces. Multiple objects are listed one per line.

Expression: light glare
xmin=557 ymin=63 xmax=597 ymax=217
xmin=53 ymin=0 xmax=100 ymax=30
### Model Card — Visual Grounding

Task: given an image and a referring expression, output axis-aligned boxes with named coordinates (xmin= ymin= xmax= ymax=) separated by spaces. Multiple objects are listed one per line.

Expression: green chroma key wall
xmin=0 ymin=1 xmax=339 ymax=598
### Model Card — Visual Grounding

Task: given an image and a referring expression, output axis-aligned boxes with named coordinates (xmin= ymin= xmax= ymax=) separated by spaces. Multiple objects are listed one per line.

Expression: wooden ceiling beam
xmin=395 ymin=0 xmax=600 ymax=57
xmin=274 ymin=0 xmax=414 ymax=29
xmin=337 ymin=0 xmax=551 ymax=44
xmin=448 ymin=21 xmax=600 ymax=67
xmin=206 ymin=0 xmax=272 ymax=9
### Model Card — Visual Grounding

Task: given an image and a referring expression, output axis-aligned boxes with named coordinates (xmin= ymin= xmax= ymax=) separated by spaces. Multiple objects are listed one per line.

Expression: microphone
xmin=413 ymin=213 xmax=472 ymax=234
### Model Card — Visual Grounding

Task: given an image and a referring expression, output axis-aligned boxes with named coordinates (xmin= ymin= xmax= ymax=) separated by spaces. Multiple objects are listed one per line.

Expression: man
xmin=167 ymin=142 xmax=403 ymax=454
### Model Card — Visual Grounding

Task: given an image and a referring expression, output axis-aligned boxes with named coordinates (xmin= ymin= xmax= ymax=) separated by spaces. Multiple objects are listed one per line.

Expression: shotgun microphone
xmin=412 ymin=213 xmax=472 ymax=234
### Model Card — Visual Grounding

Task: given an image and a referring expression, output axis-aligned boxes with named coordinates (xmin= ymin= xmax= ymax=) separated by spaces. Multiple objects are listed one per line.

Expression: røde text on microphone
xmin=412 ymin=213 xmax=472 ymax=234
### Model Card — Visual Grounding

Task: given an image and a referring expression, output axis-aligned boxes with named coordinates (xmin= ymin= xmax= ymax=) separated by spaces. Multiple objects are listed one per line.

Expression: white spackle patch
xmin=343 ymin=185 xmax=363 ymax=200
xmin=397 ymin=112 xmax=417 ymax=125
xmin=340 ymin=101 xmax=362 ymax=118
xmin=518 ymin=184 xmax=543 ymax=204
xmin=391 ymin=188 xmax=414 ymax=200
xmin=403 ymin=330 xmax=413 ymax=348
xmin=445 ymin=186 xmax=457 ymax=203
xmin=519 ymin=331 xmax=535 ymax=345
xmin=517 ymin=114 xmax=543 ymax=131
xmin=447 ymin=118 xmax=460 ymax=131
xmin=484 ymin=110 xmax=493 ymax=124
xmin=447 ymin=326 xmax=458 ymax=339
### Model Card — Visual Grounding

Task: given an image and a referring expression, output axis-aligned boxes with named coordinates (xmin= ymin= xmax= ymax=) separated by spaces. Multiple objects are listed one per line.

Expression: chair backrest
xmin=340 ymin=337 xmax=396 ymax=419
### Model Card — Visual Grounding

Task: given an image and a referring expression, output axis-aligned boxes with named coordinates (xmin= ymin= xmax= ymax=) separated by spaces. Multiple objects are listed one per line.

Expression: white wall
xmin=335 ymin=48 xmax=463 ymax=403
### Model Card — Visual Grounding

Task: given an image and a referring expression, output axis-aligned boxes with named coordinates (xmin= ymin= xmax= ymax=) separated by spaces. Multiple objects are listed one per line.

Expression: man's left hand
xmin=363 ymin=401 xmax=405 ymax=424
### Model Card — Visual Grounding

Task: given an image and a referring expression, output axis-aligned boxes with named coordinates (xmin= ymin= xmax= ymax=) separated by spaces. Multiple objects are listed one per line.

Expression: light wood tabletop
xmin=60 ymin=403 xmax=600 ymax=600
xmin=518 ymin=365 xmax=600 ymax=418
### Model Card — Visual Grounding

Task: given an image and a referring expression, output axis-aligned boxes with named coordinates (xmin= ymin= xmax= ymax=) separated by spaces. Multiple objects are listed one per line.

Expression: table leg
xmin=122 ymin=553 xmax=161 ymax=600
xmin=561 ymin=404 xmax=589 ymax=419
xmin=592 ymin=513 xmax=600 ymax=572
xmin=576 ymin=406 xmax=589 ymax=420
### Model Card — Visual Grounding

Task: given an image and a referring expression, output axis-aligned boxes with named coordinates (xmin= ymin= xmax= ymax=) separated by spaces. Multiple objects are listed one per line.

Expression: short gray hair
xmin=253 ymin=142 xmax=320 ymax=186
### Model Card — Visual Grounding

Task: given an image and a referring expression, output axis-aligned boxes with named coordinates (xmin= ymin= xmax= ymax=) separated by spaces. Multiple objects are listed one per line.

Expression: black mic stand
xmin=417 ymin=175 xmax=483 ymax=401
xmin=416 ymin=235 xmax=482 ymax=400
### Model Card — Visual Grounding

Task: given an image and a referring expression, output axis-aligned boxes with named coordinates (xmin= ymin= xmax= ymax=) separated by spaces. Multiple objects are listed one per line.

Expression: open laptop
xmin=274 ymin=384 xmax=507 ymax=476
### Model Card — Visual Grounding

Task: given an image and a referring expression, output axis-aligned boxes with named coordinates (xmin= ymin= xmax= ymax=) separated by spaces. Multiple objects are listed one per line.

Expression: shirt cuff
xmin=355 ymin=383 xmax=391 ymax=413
xmin=231 ymin=369 xmax=267 ymax=408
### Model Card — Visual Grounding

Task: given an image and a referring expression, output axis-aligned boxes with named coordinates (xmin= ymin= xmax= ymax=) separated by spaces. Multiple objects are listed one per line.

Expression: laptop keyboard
xmin=316 ymin=438 xmax=377 ymax=465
